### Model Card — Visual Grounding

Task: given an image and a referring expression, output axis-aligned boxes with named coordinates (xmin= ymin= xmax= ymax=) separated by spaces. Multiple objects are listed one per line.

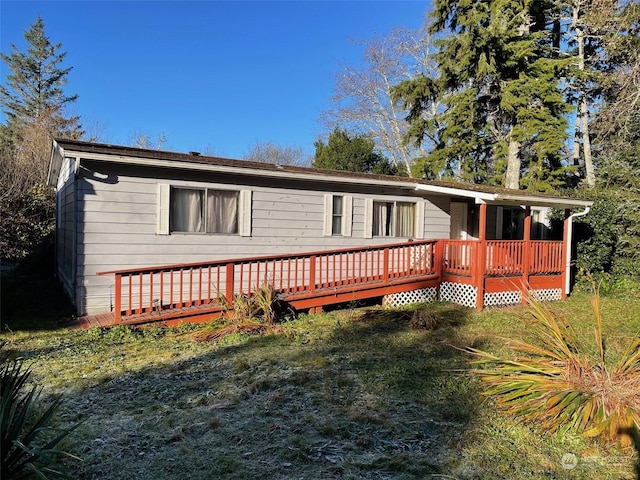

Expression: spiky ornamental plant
xmin=468 ymin=295 xmax=640 ymax=449
xmin=0 ymin=342 xmax=80 ymax=479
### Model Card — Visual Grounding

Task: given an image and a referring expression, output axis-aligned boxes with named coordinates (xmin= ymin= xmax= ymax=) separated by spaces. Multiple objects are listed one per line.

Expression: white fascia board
xmin=414 ymin=183 xmax=593 ymax=208
xmin=47 ymin=140 xmax=65 ymax=187
xmin=63 ymin=149 xmax=418 ymax=190
xmin=413 ymin=183 xmax=494 ymax=203
xmin=494 ymin=193 xmax=593 ymax=209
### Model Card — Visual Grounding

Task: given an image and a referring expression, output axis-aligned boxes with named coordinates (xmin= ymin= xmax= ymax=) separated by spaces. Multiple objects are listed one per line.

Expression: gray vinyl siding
xmin=425 ymin=196 xmax=450 ymax=239
xmin=73 ymin=161 xmax=452 ymax=315
xmin=55 ymin=156 xmax=75 ymax=302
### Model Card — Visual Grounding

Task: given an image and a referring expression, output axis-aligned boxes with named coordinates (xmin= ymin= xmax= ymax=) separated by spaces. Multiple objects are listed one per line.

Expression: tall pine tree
xmin=1 ymin=16 xmax=82 ymax=145
xmin=393 ymin=0 xmax=572 ymax=191
xmin=572 ymin=1 xmax=640 ymax=277
xmin=0 ymin=16 xmax=82 ymax=262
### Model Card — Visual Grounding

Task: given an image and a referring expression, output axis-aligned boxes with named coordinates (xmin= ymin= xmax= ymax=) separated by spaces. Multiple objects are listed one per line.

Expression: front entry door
xmin=450 ymin=202 xmax=468 ymax=240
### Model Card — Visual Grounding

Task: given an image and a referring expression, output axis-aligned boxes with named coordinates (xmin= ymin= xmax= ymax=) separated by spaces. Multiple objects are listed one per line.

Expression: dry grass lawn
xmin=2 ymin=273 xmax=639 ymax=479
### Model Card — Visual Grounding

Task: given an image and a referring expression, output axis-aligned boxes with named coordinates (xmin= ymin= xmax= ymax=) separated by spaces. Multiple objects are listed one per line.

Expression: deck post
xmin=114 ymin=273 xmax=122 ymax=324
xmin=561 ymin=209 xmax=570 ymax=299
xmin=383 ymin=248 xmax=390 ymax=284
xmin=434 ymin=240 xmax=442 ymax=279
xmin=309 ymin=256 xmax=316 ymax=294
xmin=476 ymin=202 xmax=487 ymax=310
xmin=225 ymin=263 xmax=235 ymax=305
xmin=522 ymin=206 xmax=532 ymax=304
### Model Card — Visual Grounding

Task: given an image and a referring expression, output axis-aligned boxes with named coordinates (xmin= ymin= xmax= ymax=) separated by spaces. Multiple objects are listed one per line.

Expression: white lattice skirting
xmin=381 ymin=285 xmax=562 ymax=310
xmin=439 ymin=282 xmax=477 ymax=309
xmin=383 ymin=287 xmax=438 ymax=308
xmin=530 ymin=288 xmax=563 ymax=302
xmin=484 ymin=290 xmax=522 ymax=307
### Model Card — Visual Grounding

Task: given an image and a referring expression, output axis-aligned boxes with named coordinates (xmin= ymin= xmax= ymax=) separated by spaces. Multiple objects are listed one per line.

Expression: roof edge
xmin=52 ymin=138 xmax=595 ymax=208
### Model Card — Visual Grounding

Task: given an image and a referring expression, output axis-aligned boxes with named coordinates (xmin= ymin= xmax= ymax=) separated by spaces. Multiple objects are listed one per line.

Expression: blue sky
xmin=1 ymin=1 xmax=429 ymax=159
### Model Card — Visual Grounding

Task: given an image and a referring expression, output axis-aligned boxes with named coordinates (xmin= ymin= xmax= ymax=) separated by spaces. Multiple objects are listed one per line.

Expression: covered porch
xmin=437 ymin=202 xmax=569 ymax=309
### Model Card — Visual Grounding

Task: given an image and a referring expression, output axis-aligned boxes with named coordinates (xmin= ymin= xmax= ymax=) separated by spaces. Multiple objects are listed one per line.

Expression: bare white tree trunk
xmin=580 ymin=97 xmax=595 ymax=186
xmin=321 ymin=26 xmax=439 ymax=177
xmin=505 ymin=135 xmax=521 ymax=190
xmin=572 ymin=0 xmax=596 ymax=186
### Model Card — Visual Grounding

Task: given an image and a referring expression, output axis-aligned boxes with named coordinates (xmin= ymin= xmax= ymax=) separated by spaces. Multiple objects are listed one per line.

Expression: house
xmin=47 ymin=139 xmax=592 ymax=325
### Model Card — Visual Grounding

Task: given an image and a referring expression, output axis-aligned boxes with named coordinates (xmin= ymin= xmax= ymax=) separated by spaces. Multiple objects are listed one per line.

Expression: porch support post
xmin=475 ymin=202 xmax=487 ymax=310
xmin=521 ymin=206 xmax=532 ymax=304
xmin=561 ymin=209 xmax=570 ymax=299
xmin=434 ymin=240 xmax=442 ymax=280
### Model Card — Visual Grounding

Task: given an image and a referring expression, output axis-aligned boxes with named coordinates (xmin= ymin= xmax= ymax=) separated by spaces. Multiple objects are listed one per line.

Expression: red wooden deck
xmin=78 ymin=236 xmax=567 ymax=329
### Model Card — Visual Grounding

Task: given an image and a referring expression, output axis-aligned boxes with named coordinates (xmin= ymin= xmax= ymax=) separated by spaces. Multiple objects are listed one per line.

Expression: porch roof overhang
xmin=413 ymin=183 xmax=593 ymax=209
xmin=49 ymin=139 xmax=593 ymax=209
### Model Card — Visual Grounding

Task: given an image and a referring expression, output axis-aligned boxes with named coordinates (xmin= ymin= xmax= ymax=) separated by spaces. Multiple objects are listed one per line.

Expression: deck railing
xmin=97 ymin=238 xmax=565 ymax=323
xmin=485 ymin=240 xmax=524 ymax=276
xmin=441 ymin=239 xmax=564 ymax=278
xmin=529 ymin=241 xmax=564 ymax=274
xmin=97 ymin=239 xmax=439 ymax=323
xmin=442 ymin=240 xmax=476 ymax=276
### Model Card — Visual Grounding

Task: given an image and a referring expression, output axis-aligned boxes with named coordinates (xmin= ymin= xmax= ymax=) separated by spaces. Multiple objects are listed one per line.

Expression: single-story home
xmin=47 ymin=139 xmax=592 ymax=323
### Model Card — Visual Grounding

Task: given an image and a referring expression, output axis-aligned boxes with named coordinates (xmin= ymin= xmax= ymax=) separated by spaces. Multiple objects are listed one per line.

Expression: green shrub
xmin=1 ymin=341 xmax=80 ymax=479
xmin=0 ymin=184 xmax=56 ymax=264
xmin=570 ymin=142 xmax=640 ymax=280
xmin=574 ymin=272 xmax=640 ymax=297
xmin=468 ymin=295 xmax=640 ymax=449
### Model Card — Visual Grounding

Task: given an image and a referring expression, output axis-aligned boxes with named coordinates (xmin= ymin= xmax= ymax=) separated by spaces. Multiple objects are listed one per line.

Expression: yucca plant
xmin=468 ymin=294 xmax=640 ymax=449
xmin=1 ymin=342 xmax=80 ymax=479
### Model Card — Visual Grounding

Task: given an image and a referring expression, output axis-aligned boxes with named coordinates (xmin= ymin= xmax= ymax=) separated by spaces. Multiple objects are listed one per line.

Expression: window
xmin=531 ymin=209 xmax=548 ymax=240
xmin=323 ymin=194 xmax=352 ymax=237
xmin=170 ymin=187 xmax=239 ymax=234
xmin=372 ymin=201 xmax=415 ymax=237
xmin=332 ymin=196 xmax=343 ymax=235
xmin=498 ymin=207 xmax=524 ymax=240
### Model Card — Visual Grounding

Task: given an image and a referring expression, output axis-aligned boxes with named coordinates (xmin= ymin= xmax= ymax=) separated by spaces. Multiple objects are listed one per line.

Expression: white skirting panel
xmin=439 ymin=281 xmax=477 ymax=309
xmin=383 ymin=287 xmax=438 ymax=307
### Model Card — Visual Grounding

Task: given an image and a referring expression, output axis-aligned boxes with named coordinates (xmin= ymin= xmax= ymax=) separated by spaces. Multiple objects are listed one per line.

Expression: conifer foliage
xmin=392 ymin=0 xmax=571 ymax=190
xmin=0 ymin=16 xmax=82 ymax=262
xmin=313 ymin=127 xmax=404 ymax=175
xmin=0 ymin=17 xmax=80 ymax=135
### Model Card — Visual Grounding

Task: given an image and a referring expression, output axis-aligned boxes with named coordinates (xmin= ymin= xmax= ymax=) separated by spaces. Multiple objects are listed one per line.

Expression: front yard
xmin=1 ymin=273 xmax=638 ymax=479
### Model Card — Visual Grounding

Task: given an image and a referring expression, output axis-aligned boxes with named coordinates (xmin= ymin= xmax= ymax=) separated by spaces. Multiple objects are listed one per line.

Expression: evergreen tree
xmin=573 ymin=130 xmax=640 ymax=278
xmin=573 ymin=1 xmax=640 ymax=278
xmin=588 ymin=0 xmax=639 ymax=146
xmin=0 ymin=16 xmax=82 ymax=262
xmin=313 ymin=127 xmax=404 ymax=175
xmin=561 ymin=0 xmax=599 ymax=187
xmin=393 ymin=0 xmax=572 ymax=190
xmin=1 ymin=16 xmax=82 ymax=141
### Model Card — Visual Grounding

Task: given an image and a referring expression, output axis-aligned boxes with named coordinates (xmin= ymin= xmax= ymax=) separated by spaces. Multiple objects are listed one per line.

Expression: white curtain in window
xmin=373 ymin=202 xmax=391 ymax=236
xmin=396 ymin=202 xmax=415 ymax=237
xmin=171 ymin=189 xmax=204 ymax=232
xmin=207 ymin=191 xmax=238 ymax=234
